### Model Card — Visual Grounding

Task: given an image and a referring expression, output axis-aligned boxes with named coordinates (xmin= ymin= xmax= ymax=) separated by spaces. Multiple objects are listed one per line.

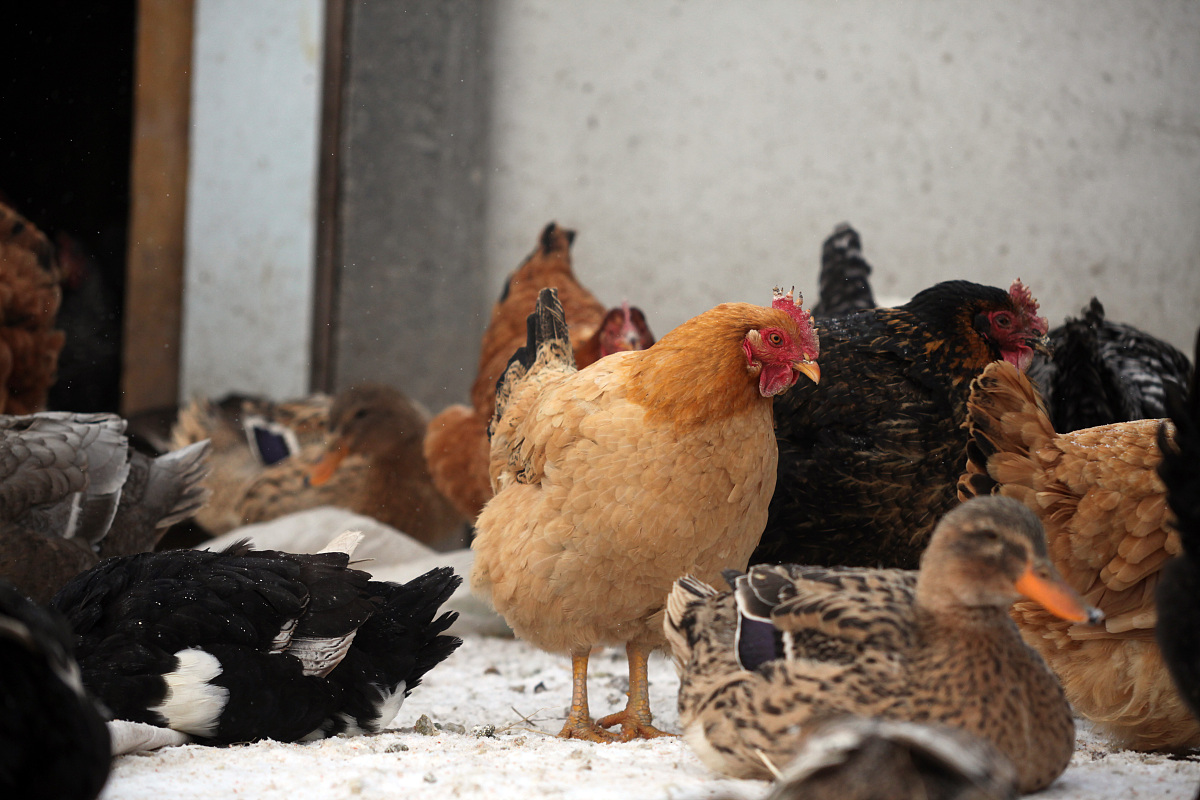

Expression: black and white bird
xmin=50 ymin=532 xmax=462 ymax=745
xmin=0 ymin=580 xmax=111 ymax=800
xmin=0 ymin=411 xmax=211 ymax=603
xmin=1026 ymin=298 xmax=1193 ymax=433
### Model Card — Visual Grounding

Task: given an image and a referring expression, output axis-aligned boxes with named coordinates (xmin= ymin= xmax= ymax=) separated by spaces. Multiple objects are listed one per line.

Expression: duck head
xmin=916 ymin=496 xmax=1104 ymax=625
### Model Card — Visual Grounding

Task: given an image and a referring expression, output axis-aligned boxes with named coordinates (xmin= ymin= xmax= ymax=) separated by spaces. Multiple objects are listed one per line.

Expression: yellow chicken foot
xmin=558 ymin=650 xmax=618 ymax=742
xmin=597 ymin=641 xmax=675 ymax=740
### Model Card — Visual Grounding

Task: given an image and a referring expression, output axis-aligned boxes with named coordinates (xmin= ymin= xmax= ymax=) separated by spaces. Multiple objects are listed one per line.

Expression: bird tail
xmin=813 ymin=222 xmax=876 ymax=317
xmin=328 ymin=567 xmax=463 ymax=734
xmin=490 ymin=286 xmax=575 ymax=436
xmin=1159 ymin=327 xmax=1200 ymax=555
xmin=148 ymin=440 xmax=213 ymax=529
xmin=97 ymin=440 xmax=211 ymax=559
xmin=664 ymin=575 xmax=718 ymax=666
xmin=958 ymin=360 xmax=1055 ymax=507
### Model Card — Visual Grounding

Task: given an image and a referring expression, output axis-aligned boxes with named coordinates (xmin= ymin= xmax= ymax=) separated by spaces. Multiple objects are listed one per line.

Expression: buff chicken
xmin=472 ymin=286 xmax=819 ymax=741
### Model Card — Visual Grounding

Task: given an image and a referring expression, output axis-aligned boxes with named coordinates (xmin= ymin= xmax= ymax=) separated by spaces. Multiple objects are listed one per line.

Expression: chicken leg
xmin=558 ymin=649 xmax=618 ymax=742
xmin=597 ymin=641 xmax=673 ymax=741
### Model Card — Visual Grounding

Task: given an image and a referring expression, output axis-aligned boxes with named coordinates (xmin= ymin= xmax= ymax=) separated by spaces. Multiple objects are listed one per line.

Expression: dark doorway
xmin=1 ymin=0 xmax=136 ymax=412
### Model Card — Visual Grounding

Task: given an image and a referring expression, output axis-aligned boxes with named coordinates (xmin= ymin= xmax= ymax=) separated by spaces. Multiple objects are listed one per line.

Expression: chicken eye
xmin=767 ymin=332 xmax=784 ymax=346
xmin=993 ymin=313 xmax=1013 ymax=330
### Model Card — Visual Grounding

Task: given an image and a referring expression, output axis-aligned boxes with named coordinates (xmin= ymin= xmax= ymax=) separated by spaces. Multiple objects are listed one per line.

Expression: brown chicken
xmin=423 ymin=222 xmax=654 ymax=522
xmin=472 ymin=286 xmax=820 ymax=742
xmin=0 ymin=202 xmax=65 ymax=414
xmin=958 ymin=360 xmax=1197 ymax=751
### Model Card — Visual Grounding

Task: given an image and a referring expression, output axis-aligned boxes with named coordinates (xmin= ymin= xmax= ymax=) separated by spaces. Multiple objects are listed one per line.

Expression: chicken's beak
xmin=1014 ymin=560 xmax=1104 ymax=625
xmin=307 ymin=439 xmax=349 ymax=487
xmin=1028 ymin=334 xmax=1053 ymax=357
xmin=793 ymin=360 xmax=821 ymax=385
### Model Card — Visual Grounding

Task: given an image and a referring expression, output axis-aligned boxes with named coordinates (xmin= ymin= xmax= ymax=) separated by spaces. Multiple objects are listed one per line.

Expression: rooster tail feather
xmin=492 ymin=287 xmax=574 ymax=432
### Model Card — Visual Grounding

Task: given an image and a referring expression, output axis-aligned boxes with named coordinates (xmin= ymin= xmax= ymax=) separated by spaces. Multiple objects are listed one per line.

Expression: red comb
xmin=1008 ymin=279 xmax=1048 ymax=336
xmin=772 ymin=287 xmax=820 ymax=356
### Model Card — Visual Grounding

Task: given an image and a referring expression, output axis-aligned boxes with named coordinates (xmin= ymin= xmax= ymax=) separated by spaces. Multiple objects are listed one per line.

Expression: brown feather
xmin=960 ymin=361 xmax=1195 ymax=750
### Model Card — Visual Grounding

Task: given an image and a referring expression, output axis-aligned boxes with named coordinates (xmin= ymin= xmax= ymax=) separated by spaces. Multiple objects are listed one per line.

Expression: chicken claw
xmin=596 ymin=642 xmax=676 ymax=741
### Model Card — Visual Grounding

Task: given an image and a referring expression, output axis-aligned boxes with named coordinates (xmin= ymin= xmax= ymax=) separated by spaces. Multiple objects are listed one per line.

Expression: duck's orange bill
xmin=794 ymin=361 xmax=821 ymax=385
xmin=1014 ymin=562 xmax=1104 ymax=625
xmin=307 ymin=440 xmax=349 ymax=487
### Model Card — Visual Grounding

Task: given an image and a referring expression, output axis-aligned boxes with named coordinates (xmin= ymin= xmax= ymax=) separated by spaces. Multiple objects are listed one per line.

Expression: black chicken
xmin=1026 ymin=298 xmax=1193 ymax=433
xmin=754 ymin=278 xmax=1049 ymax=569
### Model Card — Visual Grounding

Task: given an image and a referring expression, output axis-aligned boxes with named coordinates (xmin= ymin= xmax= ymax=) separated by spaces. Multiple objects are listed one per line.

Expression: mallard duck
xmin=49 ymin=532 xmax=462 ymax=745
xmin=171 ymin=392 xmax=333 ymax=535
xmin=0 ymin=579 xmax=110 ymax=800
xmin=0 ymin=412 xmax=210 ymax=603
xmin=174 ymin=385 xmax=467 ymax=549
xmin=960 ymin=358 xmax=1199 ymax=751
xmin=761 ymin=717 xmax=1018 ymax=800
xmin=665 ymin=496 xmax=1101 ymax=794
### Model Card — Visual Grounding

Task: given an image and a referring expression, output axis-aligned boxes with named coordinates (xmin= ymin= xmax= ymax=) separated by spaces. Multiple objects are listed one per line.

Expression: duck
xmin=171 ymin=392 xmax=333 ymax=535
xmin=0 ymin=579 xmax=111 ymax=800
xmin=49 ymin=531 xmax=462 ymax=745
xmin=0 ymin=411 xmax=211 ymax=603
xmin=664 ymin=496 xmax=1102 ymax=794
xmin=1156 ymin=329 xmax=1200 ymax=734
xmin=174 ymin=385 xmax=467 ymax=549
xmin=761 ymin=716 xmax=1018 ymax=800
xmin=959 ymin=356 xmax=1199 ymax=751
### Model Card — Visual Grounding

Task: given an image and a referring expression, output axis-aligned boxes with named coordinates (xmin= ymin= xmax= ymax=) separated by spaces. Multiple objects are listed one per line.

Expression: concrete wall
xmin=180 ymin=0 xmax=324 ymax=400
xmin=177 ymin=0 xmax=1200 ymax=403
xmin=484 ymin=0 xmax=1200 ymax=354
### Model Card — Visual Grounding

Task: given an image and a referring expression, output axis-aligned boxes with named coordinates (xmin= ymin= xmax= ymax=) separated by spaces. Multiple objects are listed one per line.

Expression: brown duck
xmin=174 ymin=385 xmax=466 ymax=548
xmin=665 ymin=496 xmax=1101 ymax=794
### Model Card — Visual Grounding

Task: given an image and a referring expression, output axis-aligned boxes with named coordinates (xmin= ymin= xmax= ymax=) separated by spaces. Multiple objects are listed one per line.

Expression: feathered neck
xmin=624 ymin=303 xmax=777 ymax=431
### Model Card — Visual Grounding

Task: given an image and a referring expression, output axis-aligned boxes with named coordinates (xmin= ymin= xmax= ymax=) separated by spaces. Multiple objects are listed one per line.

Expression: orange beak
xmin=1014 ymin=561 xmax=1104 ymax=625
xmin=307 ymin=439 xmax=349 ymax=487
xmin=793 ymin=360 xmax=821 ymax=385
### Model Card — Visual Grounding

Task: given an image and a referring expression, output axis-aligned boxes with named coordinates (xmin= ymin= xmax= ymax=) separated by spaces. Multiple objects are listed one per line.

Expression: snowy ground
xmin=99 ymin=633 xmax=1200 ymax=800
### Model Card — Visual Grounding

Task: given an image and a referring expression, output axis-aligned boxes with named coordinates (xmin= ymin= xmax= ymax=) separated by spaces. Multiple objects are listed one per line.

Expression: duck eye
xmin=353 ymin=408 xmax=369 ymax=421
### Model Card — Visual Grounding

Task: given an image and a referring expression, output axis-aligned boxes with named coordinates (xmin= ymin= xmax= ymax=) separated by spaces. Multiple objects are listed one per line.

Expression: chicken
xmin=0 ymin=201 xmax=66 ymax=414
xmin=754 ymin=278 xmax=1049 ymax=569
xmin=812 ymin=222 xmax=876 ymax=317
xmin=958 ymin=359 xmax=1198 ymax=750
xmin=423 ymin=222 xmax=654 ymax=522
xmin=1156 ymin=330 xmax=1200 ymax=739
xmin=1025 ymin=297 xmax=1193 ymax=433
xmin=471 ymin=286 xmax=820 ymax=742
